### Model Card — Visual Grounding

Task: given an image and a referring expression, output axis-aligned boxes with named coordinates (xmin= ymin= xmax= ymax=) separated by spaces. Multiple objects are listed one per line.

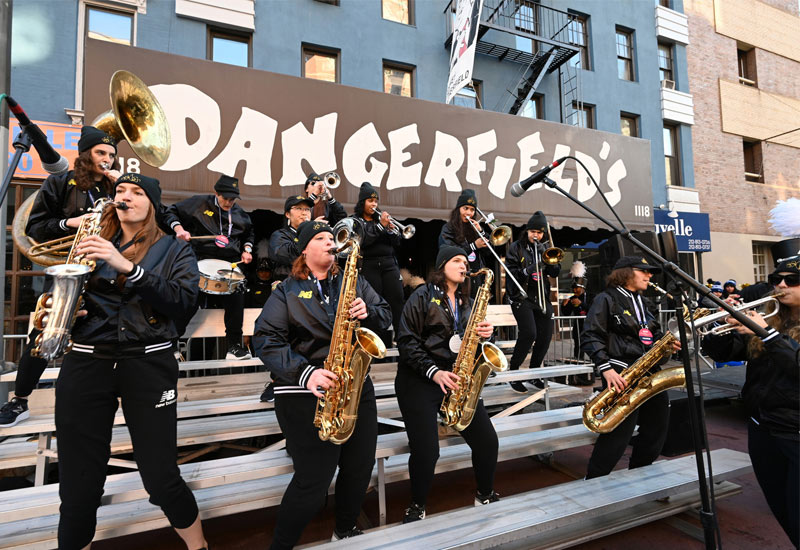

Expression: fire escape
xmin=445 ymin=0 xmax=583 ymax=120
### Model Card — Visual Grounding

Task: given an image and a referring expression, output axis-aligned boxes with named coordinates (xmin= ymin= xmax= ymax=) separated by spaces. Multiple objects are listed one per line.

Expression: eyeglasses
xmin=292 ymin=207 xmax=311 ymax=213
xmin=767 ymin=273 xmax=800 ymax=287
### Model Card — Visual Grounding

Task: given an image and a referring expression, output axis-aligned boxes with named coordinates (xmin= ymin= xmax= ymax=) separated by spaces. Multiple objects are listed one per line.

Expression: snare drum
xmin=197 ymin=258 xmax=246 ymax=295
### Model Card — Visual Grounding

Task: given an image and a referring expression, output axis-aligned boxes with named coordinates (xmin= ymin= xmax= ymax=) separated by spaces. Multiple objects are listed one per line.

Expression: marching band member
xmin=55 ymin=174 xmax=207 ymax=550
xmin=702 ymin=258 xmax=799 ymax=548
xmin=395 ymin=246 xmax=499 ymax=523
xmin=580 ymin=256 xmax=680 ymax=479
xmin=269 ymin=195 xmax=314 ymax=281
xmin=438 ymin=189 xmax=490 ymax=277
xmin=255 ymin=221 xmax=391 ymax=549
xmin=169 ymin=174 xmax=254 ymax=360
xmin=505 ymin=212 xmax=561 ymax=392
xmin=354 ymin=182 xmax=405 ymax=344
xmin=561 ymin=272 xmax=590 ymax=361
xmin=2 ymin=126 xmax=122 ymax=428
xmin=304 ymin=172 xmax=346 ymax=226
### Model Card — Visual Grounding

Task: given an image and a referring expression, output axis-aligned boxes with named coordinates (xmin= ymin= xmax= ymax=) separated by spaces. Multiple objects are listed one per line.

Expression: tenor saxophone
xmin=313 ymin=235 xmax=386 ymax=444
xmin=31 ymin=198 xmax=125 ymax=360
xmin=440 ymin=268 xmax=508 ymax=431
xmin=582 ymin=293 xmax=709 ymax=434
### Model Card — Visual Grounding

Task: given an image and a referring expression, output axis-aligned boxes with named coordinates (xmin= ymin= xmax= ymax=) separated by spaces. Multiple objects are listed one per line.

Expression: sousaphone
xmin=12 ymin=70 xmax=171 ymax=266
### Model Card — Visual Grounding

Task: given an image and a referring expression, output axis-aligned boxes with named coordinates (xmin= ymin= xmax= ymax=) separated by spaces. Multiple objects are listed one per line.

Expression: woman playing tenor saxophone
xmin=580 ymin=256 xmax=680 ymax=479
xmin=254 ymin=221 xmax=391 ymax=548
xmin=395 ymin=246 xmax=498 ymax=524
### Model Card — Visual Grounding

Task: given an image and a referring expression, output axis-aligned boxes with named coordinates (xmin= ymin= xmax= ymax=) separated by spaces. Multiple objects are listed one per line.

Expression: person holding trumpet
xmin=354 ymin=182 xmax=406 ymax=344
xmin=304 ymin=171 xmax=346 ymax=226
xmin=702 ymin=257 xmax=799 ymax=548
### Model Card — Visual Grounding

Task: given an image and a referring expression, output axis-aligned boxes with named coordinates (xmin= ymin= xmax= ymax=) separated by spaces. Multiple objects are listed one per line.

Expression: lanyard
xmin=215 ymin=197 xmax=233 ymax=239
xmin=617 ymin=287 xmax=648 ymax=326
xmin=440 ymin=289 xmax=461 ymax=334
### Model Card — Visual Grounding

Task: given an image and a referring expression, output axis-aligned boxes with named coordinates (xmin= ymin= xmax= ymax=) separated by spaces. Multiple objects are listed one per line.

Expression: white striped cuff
xmin=170 ymin=221 xmax=181 ymax=229
xmin=298 ymin=365 xmax=318 ymax=389
xmin=597 ymin=362 xmax=612 ymax=372
xmin=59 ymin=219 xmax=68 ymax=231
xmin=609 ymin=359 xmax=628 ymax=369
xmin=761 ymin=328 xmax=780 ymax=344
xmin=126 ymin=265 xmax=145 ymax=283
xmin=145 ymin=341 xmax=172 ymax=354
xmin=425 ymin=365 xmax=440 ymax=380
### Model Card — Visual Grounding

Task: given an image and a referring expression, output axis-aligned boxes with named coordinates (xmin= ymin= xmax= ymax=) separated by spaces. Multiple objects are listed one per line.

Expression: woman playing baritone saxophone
xmin=55 ymin=174 xmax=207 ymax=550
xmin=702 ymin=258 xmax=799 ymax=548
xmin=580 ymin=256 xmax=680 ymax=479
xmin=253 ymin=221 xmax=391 ymax=549
xmin=395 ymin=246 xmax=497 ymax=524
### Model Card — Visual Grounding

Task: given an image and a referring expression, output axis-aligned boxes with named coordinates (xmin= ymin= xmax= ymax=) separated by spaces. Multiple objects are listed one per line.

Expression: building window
xmin=571 ymin=102 xmax=594 ymax=129
xmin=753 ymin=243 xmax=768 ymax=282
xmin=664 ymin=124 xmax=681 ymax=186
xmin=383 ymin=63 xmax=414 ymax=97
xmin=616 ymin=28 xmax=635 ymax=81
xmin=658 ymin=0 xmax=672 ymax=8
xmin=658 ymin=43 xmax=673 ymax=85
xmin=743 ymin=139 xmax=763 ymax=183
xmin=520 ymin=94 xmax=544 ymax=119
xmin=303 ymin=46 xmax=339 ymax=83
xmin=86 ymin=5 xmax=133 ymax=45
xmin=737 ymin=45 xmax=757 ymax=87
xmin=383 ymin=0 xmax=413 ymax=25
xmin=515 ymin=1 xmax=539 ymax=34
xmin=208 ymin=28 xmax=251 ymax=68
xmin=453 ymin=82 xmax=482 ymax=109
xmin=567 ymin=14 xmax=590 ymax=70
xmin=620 ymin=113 xmax=639 ymax=137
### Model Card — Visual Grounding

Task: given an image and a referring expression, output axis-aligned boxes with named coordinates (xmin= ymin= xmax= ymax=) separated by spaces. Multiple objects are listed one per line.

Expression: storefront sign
xmin=7 ymin=120 xmax=81 ymax=179
xmin=654 ymin=210 xmax=711 ymax=252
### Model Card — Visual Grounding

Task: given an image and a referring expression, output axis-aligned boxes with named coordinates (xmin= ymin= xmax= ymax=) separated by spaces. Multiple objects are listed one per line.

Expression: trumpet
xmin=474 ymin=207 xmax=512 ymax=246
xmin=323 ymin=171 xmax=341 ymax=189
xmin=375 ymin=208 xmax=415 ymax=239
xmin=679 ymin=292 xmax=785 ymax=337
xmin=465 ymin=215 xmax=527 ymax=299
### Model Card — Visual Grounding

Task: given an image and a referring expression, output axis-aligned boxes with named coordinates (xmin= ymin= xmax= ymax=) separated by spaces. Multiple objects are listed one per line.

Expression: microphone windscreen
xmin=42 ymin=156 xmax=70 ymax=175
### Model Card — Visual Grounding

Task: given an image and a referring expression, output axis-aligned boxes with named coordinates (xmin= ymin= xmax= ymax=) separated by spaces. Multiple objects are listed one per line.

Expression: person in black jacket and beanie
xmin=54 ymin=173 xmax=207 ymax=550
xmin=702 ymin=257 xmax=799 ymax=548
xmin=438 ymin=189 xmax=491 ymax=279
xmin=354 ymin=182 xmax=404 ymax=344
xmin=580 ymin=256 xmax=680 ymax=479
xmin=395 ymin=246 xmax=498 ymax=524
xmin=305 ymin=172 xmax=346 ymax=226
xmin=505 ymin=212 xmax=561 ymax=392
xmin=255 ymin=220 xmax=391 ymax=549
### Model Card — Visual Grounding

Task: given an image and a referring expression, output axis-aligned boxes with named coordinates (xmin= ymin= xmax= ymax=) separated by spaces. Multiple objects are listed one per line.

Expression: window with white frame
xmin=753 ymin=243 xmax=768 ymax=282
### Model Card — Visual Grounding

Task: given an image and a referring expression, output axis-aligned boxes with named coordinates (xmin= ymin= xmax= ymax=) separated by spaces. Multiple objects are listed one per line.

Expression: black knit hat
xmin=304 ymin=172 xmax=323 ymax=191
xmin=284 ymin=194 xmax=314 ymax=213
xmin=526 ymin=211 xmax=547 ymax=231
xmin=115 ymin=173 xmax=161 ymax=209
xmin=358 ymin=182 xmax=379 ymax=203
xmin=455 ymin=189 xmax=477 ymax=209
xmin=436 ymin=245 xmax=467 ymax=270
xmin=296 ymin=220 xmax=333 ymax=252
xmin=78 ymin=126 xmax=116 ymax=154
xmin=214 ymin=175 xmax=240 ymax=198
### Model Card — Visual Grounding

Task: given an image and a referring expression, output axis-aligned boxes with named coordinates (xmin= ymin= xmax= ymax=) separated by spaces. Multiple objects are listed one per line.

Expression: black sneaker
xmin=260 ymin=382 xmax=275 ymax=403
xmin=226 ymin=343 xmax=252 ymax=360
xmin=0 ymin=397 xmax=30 ymax=428
xmin=509 ymin=381 xmax=527 ymax=393
xmin=402 ymin=502 xmax=426 ymax=524
xmin=331 ymin=526 xmax=364 ymax=541
xmin=474 ymin=490 xmax=500 ymax=506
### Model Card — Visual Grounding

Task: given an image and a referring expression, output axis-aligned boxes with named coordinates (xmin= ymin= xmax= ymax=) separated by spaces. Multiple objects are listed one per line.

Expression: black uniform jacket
xmin=358 ymin=217 xmax=401 ymax=260
xmin=255 ymin=273 xmax=391 ymax=397
xmin=27 ymin=171 xmax=179 ymax=242
xmin=168 ymin=194 xmax=254 ymax=262
xmin=269 ymin=225 xmax=300 ymax=280
xmin=703 ymin=327 xmax=799 ymax=439
xmin=318 ymin=198 xmax=347 ymax=227
xmin=580 ymin=286 xmax=665 ymax=375
xmin=505 ymin=237 xmax=561 ymax=312
xmin=397 ymin=283 xmax=478 ymax=381
xmin=71 ymin=235 xmax=199 ymax=354
xmin=438 ymin=222 xmax=489 ymax=272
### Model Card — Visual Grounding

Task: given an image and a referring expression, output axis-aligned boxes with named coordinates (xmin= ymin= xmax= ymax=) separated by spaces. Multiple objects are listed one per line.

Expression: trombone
xmin=474 ymin=207 xmax=512 ymax=246
xmin=375 ymin=208 xmax=416 ymax=239
xmin=466 ymin=216 xmax=527 ymax=299
xmin=541 ymin=220 xmax=564 ymax=265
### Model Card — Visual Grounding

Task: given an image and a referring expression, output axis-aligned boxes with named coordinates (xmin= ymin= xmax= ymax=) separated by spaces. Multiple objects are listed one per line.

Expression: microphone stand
xmin=1 ymin=128 xmax=32 ymax=204
xmin=534 ymin=160 xmax=768 ymax=550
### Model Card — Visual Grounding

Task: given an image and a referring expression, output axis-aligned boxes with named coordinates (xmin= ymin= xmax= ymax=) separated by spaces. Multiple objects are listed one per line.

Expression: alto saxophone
xmin=313 ymin=235 xmax=386 ymax=444
xmin=583 ymin=286 xmax=709 ymax=434
xmin=31 ymin=199 xmax=124 ymax=360
xmin=440 ymin=268 xmax=508 ymax=431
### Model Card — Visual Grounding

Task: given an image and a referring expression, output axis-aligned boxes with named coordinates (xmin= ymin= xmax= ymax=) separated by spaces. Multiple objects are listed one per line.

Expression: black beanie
xmin=115 ymin=173 xmax=161 ymax=209
xmin=436 ymin=245 xmax=467 ymax=270
xmin=296 ymin=220 xmax=333 ymax=252
xmin=455 ymin=189 xmax=477 ymax=209
xmin=358 ymin=182 xmax=379 ymax=203
xmin=526 ymin=211 xmax=547 ymax=231
xmin=78 ymin=126 xmax=116 ymax=154
xmin=304 ymin=172 xmax=323 ymax=191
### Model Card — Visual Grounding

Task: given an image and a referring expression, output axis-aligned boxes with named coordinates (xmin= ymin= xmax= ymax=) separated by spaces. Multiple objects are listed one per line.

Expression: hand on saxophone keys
xmin=476 ymin=320 xmax=493 ymax=339
xmin=433 ymin=370 xmax=460 ymax=394
xmin=308 ymin=368 xmax=338 ymax=398
xmin=74 ymin=234 xmax=135 ymax=273
xmin=602 ymin=369 xmax=627 ymax=392
xmin=348 ymin=297 xmax=368 ymax=320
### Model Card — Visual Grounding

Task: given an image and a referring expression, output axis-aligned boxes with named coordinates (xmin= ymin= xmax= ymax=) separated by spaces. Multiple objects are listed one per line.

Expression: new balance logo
xmin=155 ymin=389 xmax=177 ymax=408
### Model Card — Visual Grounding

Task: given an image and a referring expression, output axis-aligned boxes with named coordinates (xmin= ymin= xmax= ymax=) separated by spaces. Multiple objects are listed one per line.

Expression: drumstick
xmin=188 ymin=235 xmax=218 ymax=240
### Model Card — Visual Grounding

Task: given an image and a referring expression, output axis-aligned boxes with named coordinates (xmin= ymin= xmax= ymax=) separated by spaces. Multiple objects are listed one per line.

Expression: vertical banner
xmin=446 ymin=0 xmax=484 ymax=104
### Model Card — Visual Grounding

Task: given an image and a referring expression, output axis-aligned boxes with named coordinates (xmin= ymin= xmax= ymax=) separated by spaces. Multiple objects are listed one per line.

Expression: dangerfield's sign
xmin=85 ymin=39 xmax=654 ymax=229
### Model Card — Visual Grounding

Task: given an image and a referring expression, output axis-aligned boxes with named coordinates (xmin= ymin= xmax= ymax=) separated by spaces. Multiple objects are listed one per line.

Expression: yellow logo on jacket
xmin=68 ymin=179 xmax=76 ymax=186
xmin=623 ymin=309 xmax=632 ymax=316
xmin=298 ymin=290 xmax=313 ymax=299
xmin=204 ymin=210 xmax=214 ymax=217
xmin=431 ymin=297 xmax=441 ymax=305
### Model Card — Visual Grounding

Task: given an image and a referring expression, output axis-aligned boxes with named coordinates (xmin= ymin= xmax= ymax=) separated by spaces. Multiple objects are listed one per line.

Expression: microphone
xmin=510 ymin=157 xmax=567 ymax=198
xmin=6 ymin=96 xmax=70 ymax=175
